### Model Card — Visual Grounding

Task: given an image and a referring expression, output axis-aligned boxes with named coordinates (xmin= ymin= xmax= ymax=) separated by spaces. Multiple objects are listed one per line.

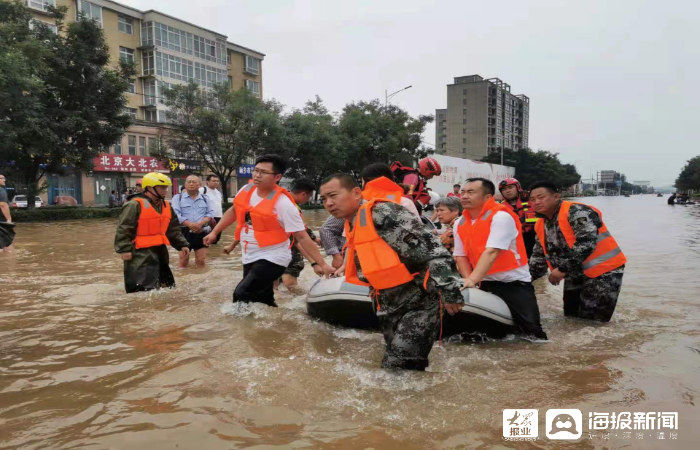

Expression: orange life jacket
xmin=361 ymin=176 xmax=404 ymax=203
xmin=502 ymin=198 xmax=538 ymax=233
xmin=344 ymin=199 xmax=416 ymax=289
xmin=133 ymin=197 xmax=171 ymax=249
xmin=456 ymin=197 xmax=528 ymax=274
xmin=233 ymin=184 xmax=298 ymax=247
xmin=534 ymin=201 xmax=626 ymax=278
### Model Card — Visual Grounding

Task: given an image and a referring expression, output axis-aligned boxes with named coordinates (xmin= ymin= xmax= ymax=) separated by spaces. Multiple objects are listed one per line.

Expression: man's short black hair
xmin=465 ymin=177 xmax=495 ymax=196
xmin=360 ymin=163 xmax=394 ymax=184
xmin=321 ymin=173 xmax=359 ymax=191
xmin=291 ymin=178 xmax=315 ymax=194
xmin=254 ymin=154 xmax=287 ymax=175
xmin=206 ymin=174 xmax=219 ymax=181
xmin=529 ymin=181 xmax=559 ymax=194
xmin=453 ymin=184 xmax=460 ymax=188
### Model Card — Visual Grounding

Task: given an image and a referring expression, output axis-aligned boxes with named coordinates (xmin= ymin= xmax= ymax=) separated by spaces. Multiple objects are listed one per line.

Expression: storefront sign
xmin=167 ymin=158 xmax=203 ymax=175
xmin=93 ymin=153 xmax=169 ymax=173
xmin=237 ymin=164 xmax=255 ymax=178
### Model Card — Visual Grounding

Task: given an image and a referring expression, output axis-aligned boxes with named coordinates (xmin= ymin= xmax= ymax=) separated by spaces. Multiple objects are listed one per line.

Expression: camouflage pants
xmin=563 ymin=266 xmax=624 ymax=322
xmin=375 ymin=283 xmax=440 ymax=371
xmin=283 ymin=246 xmax=305 ymax=278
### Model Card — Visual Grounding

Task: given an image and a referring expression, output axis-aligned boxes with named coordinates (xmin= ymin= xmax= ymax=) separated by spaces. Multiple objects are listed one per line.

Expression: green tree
xmin=156 ymin=83 xmax=285 ymax=199
xmin=674 ymin=155 xmax=700 ymax=192
xmin=481 ymin=147 xmax=581 ymax=190
xmin=0 ymin=2 xmax=133 ymax=206
xmin=282 ymin=97 xmax=342 ymax=191
xmin=336 ymin=100 xmax=432 ymax=175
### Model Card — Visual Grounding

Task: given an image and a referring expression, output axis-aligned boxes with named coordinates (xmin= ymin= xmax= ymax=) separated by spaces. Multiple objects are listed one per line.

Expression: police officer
xmin=114 ymin=172 xmax=190 ymax=293
xmin=498 ymin=178 xmax=538 ymax=257
xmin=528 ymin=181 xmax=626 ymax=322
xmin=320 ymin=173 xmax=464 ymax=371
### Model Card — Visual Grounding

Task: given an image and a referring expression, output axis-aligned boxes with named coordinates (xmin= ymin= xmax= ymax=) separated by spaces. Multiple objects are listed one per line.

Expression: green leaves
xmin=481 ymin=148 xmax=582 ymax=190
xmin=675 ymin=156 xmax=700 ymax=192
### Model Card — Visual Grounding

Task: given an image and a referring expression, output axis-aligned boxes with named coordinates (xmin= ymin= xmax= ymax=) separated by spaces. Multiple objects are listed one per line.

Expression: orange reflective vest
xmin=345 ymin=199 xmax=416 ymax=289
xmin=133 ymin=197 xmax=171 ymax=249
xmin=502 ymin=198 xmax=538 ymax=233
xmin=456 ymin=197 xmax=528 ymax=275
xmin=534 ymin=201 xmax=626 ymax=278
xmin=233 ymin=184 xmax=297 ymax=247
xmin=361 ymin=176 xmax=404 ymax=203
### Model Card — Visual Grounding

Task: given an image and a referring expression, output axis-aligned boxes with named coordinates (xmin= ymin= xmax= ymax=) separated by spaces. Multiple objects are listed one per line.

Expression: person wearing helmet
xmin=390 ymin=157 xmax=442 ymax=209
xmin=498 ymin=177 xmax=538 ymax=257
xmin=114 ymin=172 xmax=190 ymax=293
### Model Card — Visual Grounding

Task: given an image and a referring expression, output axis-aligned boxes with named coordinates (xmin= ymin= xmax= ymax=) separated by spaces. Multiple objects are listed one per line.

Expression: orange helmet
xmin=418 ymin=157 xmax=441 ymax=178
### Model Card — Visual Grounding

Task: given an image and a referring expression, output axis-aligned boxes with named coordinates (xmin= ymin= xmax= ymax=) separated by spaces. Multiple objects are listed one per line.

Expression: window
xmin=80 ymin=1 xmax=102 ymax=26
xmin=119 ymin=47 xmax=134 ymax=64
xmin=113 ymin=140 xmax=122 ymax=155
xmin=462 ymin=128 xmax=466 ymax=134
xmin=147 ymin=137 xmax=156 ymax=156
xmin=228 ymin=76 xmax=233 ymax=88
xmin=462 ymin=148 xmax=466 ymax=154
xmin=244 ymin=55 xmax=260 ymax=75
xmin=29 ymin=19 xmax=57 ymax=34
xmin=462 ymin=98 xmax=466 ymax=105
xmin=462 ymin=138 xmax=466 ymax=144
xmin=125 ymin=108 xmax=137 ymax=119
xmin=142 ymin=50 xmax=154 ymax=75
xmin=127 ymin=81 xmax=135 ymax=94
xmin=138 ymin=137 xmax=146 ymax=156
xmin=28 ymin=0 xmax=55 ymax=12
xmin=462 ymin=119 xmax=466 ymax=124
xmin=128 ymin=135 xmax=136 ymax=155
xmin=463 ymin=108 xmax=466 ymax=114
xmin=118 ymin=15 xmax=133 ymax=34
xmin=245 ymin=79 xmax=260 ymax=96
xmin=144 ymin=110 xmax=157 ymax=123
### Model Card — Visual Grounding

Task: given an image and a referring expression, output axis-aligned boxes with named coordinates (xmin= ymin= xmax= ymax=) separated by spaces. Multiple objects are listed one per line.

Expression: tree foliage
xmin=481 ymin=147 xmax=581 ymax=190
xmin=0 ymin=2 xmax=133 ymax=206
xmin=282 ymin=97 xmax=342 ymax=190
xmin=155 ymin=83 xmax=285 ymax=199
xmin=674 ymin=155 xmax=700 ymax=192
xmin=336 ymin=100 xmax=432 ymax=176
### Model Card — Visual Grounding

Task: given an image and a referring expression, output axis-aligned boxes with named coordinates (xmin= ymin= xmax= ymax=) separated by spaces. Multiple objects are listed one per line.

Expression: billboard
xmin=426 ymin=154 xmax=515 ymax=196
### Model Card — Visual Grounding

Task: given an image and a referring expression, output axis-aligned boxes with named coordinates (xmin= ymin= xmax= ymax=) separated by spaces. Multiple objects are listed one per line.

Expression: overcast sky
xmin=123 ymin=0 xmax=699 ymax=186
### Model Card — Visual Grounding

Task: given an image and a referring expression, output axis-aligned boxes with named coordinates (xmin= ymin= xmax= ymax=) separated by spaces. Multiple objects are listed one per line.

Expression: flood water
xmin=1 ymin=195 xmax=698 ymax=448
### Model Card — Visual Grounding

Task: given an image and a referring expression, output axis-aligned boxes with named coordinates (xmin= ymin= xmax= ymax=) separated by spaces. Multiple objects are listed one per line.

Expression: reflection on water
xmin=0 ymin=196 xmax=698 ymax=448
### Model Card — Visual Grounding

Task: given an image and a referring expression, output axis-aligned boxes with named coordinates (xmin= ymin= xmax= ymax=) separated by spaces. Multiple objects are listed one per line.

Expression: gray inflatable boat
xmin=306 ymin=276 xmax=515 ymax=338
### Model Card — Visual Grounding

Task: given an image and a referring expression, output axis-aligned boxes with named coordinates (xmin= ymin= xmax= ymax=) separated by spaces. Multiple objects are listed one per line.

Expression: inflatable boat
xmin=306 ymin=276 xmax=515 ymax=338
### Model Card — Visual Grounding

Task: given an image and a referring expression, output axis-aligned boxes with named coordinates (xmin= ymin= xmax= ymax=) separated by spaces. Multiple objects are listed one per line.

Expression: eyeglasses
xmin=252 ymin=168 xmax=277 ymax=176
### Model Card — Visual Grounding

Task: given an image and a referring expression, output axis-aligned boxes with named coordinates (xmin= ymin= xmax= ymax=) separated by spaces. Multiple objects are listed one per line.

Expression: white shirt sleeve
xmin=399 ymin=197 xmax=421 ymax=217
xmin=485 ymin=211 xmax=518 ymax=250
xmin=452 ymin=219 xmax=466 ymax=256
xmin=274 ymin=195 xmax=306 ymax=233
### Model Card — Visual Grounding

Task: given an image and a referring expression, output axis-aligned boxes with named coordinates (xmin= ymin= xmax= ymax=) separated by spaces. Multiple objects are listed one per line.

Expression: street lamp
xmin=385 ymin=85 xmax=412 ymax=106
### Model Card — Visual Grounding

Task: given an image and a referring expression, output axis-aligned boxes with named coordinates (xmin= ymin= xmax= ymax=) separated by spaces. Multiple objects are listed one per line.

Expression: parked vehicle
xmin=54 ymin=195 xmax=78 ymax=206
xmin=10 ymin=195 xmax=43 ymax=208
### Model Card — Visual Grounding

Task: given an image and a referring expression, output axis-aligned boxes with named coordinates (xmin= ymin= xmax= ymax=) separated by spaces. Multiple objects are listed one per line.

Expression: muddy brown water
xmin=0 ymin=195 xmax=698 ymax=448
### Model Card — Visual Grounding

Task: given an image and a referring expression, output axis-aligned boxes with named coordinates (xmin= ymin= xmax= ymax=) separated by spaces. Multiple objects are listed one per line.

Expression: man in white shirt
xmin=453 ymin=178 xmax=547 ymax=339
xmin=203 ymin=154 xmax=334 ymax=306
xmin=200 ymin=174 xmax=224 ymax=244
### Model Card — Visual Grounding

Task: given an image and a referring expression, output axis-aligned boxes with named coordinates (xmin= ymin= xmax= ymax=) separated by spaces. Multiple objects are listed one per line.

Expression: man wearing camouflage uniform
xmin=320 ymin=173 xmax=464 ymax=371
xmin=528 ymin=182 xmax=626 ymax=322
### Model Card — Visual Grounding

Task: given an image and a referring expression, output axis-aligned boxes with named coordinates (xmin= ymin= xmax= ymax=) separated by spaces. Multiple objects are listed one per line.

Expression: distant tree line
xmin=675 ymin=155 xmax=700 ymax=192
xmin=480 ymin=148 xmax=581 ymax=190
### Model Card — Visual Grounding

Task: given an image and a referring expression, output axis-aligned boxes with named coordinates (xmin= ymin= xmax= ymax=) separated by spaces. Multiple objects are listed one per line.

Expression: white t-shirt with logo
xmin=453 ymin=211 xmax=531 ymax=282
xmin=236 ymin=186 xmax=305 ymax=267
xmin=200 ymin=186 xmax=223 ymax=217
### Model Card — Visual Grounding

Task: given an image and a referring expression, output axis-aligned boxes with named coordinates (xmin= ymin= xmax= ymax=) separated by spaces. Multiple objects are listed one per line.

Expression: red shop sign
xmin=92 ymin=153 xmax=169 ymax=173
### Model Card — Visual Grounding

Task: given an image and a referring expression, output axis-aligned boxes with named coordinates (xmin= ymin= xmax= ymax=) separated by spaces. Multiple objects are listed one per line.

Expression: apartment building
xmin=435 ymin=75 xmax=529 ymax=161
xmin=26 ymin=0 xmax=264 ymax=205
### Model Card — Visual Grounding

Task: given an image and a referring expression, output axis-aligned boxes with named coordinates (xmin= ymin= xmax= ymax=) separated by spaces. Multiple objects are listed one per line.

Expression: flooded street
xmin=1 ymin=195 xmax=698 ymax=448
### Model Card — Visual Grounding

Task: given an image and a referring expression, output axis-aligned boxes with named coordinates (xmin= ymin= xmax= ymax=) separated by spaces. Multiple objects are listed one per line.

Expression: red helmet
xmin=498 ymin=177 xmax=522 ymax=192
xmin=418 ymin=157 xmax=441 ymax=178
